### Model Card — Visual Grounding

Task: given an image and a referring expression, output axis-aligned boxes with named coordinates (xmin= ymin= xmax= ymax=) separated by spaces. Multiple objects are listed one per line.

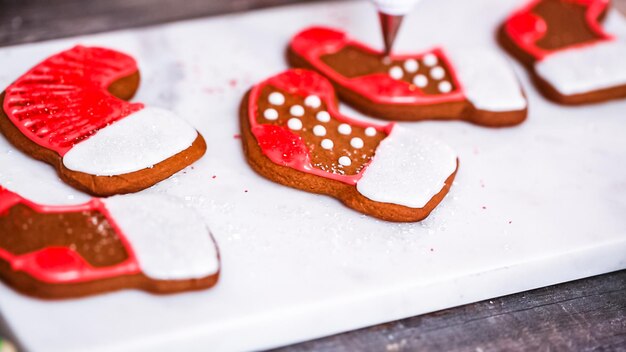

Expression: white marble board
xmin=0 ymin=0 xmax=625 ymax=351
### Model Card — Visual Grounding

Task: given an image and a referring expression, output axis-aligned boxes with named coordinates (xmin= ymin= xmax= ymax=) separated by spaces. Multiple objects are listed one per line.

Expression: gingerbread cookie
xmin=240 ymin=69 xmax=458 ymax=222
xmin=287 ymin=27 xmax=527 ymax=127
xmin=0 ymin=185 xmax=220 ymax=299
xmin=0 ymin=46 xmax=206 ymax=197
xmin=499 ymin=0 xmax=626 ymax=104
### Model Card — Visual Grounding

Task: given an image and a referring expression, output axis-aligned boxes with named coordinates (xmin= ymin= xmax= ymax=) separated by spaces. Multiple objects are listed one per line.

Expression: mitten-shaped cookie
xmin=240 ymin=69 xmax=458 ymax=222
xmin=0 ymin=46 xmax=206 ymax=197
xmin=500 ymin=0 xmax=626 ymax=104
xmin=0 ymin=186 xmax=220 ymax=299
xmin=288 ymin=27 xmax=527 ymax=127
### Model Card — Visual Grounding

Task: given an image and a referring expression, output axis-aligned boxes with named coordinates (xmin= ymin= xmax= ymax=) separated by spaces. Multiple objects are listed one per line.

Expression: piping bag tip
xmin=378 ymin=12 xmax=404 ymax=55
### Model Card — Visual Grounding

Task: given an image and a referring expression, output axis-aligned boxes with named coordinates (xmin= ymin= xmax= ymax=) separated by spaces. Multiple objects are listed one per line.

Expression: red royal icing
xmin=248 ymin=69 xmax=393 ymax=185
xmin=289 ymin=27 xmax=465 ymax=105
xmin=2 ymin=46 xmax=144 ymax=156
xmin=504 ymin=0 xmax=613 ymax=60
xmin=0 ymin=186 xmax=141 ymax=284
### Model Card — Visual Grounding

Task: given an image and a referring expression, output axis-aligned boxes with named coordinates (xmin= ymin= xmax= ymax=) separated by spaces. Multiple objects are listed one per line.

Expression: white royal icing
xmin=264 ymin=108 xmax=279 ymax=120
xmin=321 ymin=139 xmax=334 ymax=149
xmin=104 ymin=194 xmax=219 ymax=280
xmin=313 ymin=125 xmax=327 ymax=136
xmin=62 ymin=107 xmax=198 ymax=176
xmin=288 ymin=118 xmax=303 ymax=130
xmin=413 ymin=74 xmax=428 ymax=88
xmin=356 ymin=126 xmax=457 ymax=209
xmin=338 ymin=123 xmax=352 ymax=135
xmin=447 ymin=48 xmax=527 ymax=112
xmin=534 ymin=40 xmax=626 ymax=96
xmin=423 ymin=53 xmax=438 ymax=67
xmin=290 ymin=105 xmax=305 ymax=117
xmin=351 ymin=137 xmax=364 ymax=149
xmin=338 ymin=156 xmax=352 ymax=166
xmin=404 ymin=59 xmax=419 ymax=73
xmin=268 ymin=92 xmax=285 ymax=105
xmin=365 ymin=127 xmax=377 ymax=137
xmin=304 ymin=95 xmax=321 ymax=108
xmin=316 ymin=111 xmax=331 ymax=122
xmin=389 ymin=66 xmax=404 ymax=80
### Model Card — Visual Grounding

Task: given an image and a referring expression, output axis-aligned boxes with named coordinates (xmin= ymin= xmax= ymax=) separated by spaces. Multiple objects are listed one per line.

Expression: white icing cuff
xmin=104 ymin=194 xmax=219 ymax=281
xmin=534 ymin=40 xmax=626 ymax=96
xmin=62 ymin=107 xmax=198 ymax=176
xmin=356 ymin=126 xmax=457 ymax=209
xmin=447 ymin=48 xmax=527 ymax=112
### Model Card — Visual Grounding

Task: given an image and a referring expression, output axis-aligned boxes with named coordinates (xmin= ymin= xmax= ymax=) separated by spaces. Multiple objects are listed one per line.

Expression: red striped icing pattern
xmin=2 ymin=46 xmax=143 ymax=156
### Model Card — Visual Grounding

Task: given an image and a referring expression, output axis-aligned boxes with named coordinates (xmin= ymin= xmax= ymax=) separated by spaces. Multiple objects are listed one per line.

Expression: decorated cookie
xmin=240 ymin=69 xmax=458 ymax=222
xmin=0 ymin=46 xmax=206 ymax=197
xmin=0 ymin=186 xmax=220 ymax=299
xmin=287 ymin=27 xmax=527 ymax=127
xmin=499 ymin=0 xmax=626 ymax=104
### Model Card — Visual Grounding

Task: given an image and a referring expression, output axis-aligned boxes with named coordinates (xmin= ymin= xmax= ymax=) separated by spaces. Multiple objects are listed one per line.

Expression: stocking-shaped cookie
xmin=0 ymin=46 xmax=206 ymax=197
xmin=240 ymin=69 xmax=458 ymax=222
xmin=0 ymin=186 xmax=220 ymax=299
xmin=288 ymin=27 xmax=527 ymax=127
xmin=500 ymin=0 xmax=626 ymax=104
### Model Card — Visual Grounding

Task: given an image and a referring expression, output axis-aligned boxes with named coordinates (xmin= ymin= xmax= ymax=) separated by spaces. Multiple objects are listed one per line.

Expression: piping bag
xmin=373 ymin=0 xmax=422 ymax=54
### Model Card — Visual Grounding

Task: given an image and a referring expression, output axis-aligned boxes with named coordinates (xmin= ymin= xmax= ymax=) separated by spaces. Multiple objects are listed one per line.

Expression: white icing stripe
xmin=62 ymin=107 xmax=198 ymax=176
xmin=356 ymin=126 xmax=457 ymax=209
xmin=535 ymin=40 xmax=626 ymax=96
xmin=104 ymin=194 xmax=219 ymax=280
xmin=447 ymin=49 xmax=527 ymax=112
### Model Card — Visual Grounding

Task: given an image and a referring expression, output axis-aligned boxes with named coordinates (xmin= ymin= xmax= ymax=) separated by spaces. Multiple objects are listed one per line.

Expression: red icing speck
xmin=0 ymin=186 xmax=141 ymax=283
xmin=289 ymin=27 xmax=465 ymax=105
xmin=233 ymin=134 xmax=241 ymax=139
xmin=3 ymin=46 xmax=143 ymax=156
xmin=248 ymin=69 xmax=393 ymax=186
xmin=504 ymin=0 xmax=612 ymax=60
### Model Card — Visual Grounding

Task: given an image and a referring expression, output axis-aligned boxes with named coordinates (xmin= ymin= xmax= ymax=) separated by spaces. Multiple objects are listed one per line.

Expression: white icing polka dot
xmin=313 ymin=125 xmax=326 ymax=136
xmin=338 ymin=156 xmax=352 ymax=167
xmin=423 ymin=53 xmax=438 ymax=67
xmin=304 ymin=95 xmax=321 ymax=108
xmin=351 ymin=137 xmax=364 ymax=149
xmin=413 ymin=74 xmax=428 ymax=88
xmin=338 ymin=123 xmax=352 ymax=135
xmin=288 ymin=118 xmax=303 ymax=130
xmin=268 ymin=92 xmax=285 ymax=105
xmin=438 ymin=81 xmax=452 ymax=93
xmin=389 ymin=66 xmax=403 ymax=80
xmin=321 ymin=139 xmax=334 ymax=149
xmin=365 ymin=127 xmax=377 ymax=137
xmin=430 ymin=66 xmax=445 ymax=80
xmin=404 ymin=59 xmax=419 ymax=73
xmin=290 ymin=105 xmax=305 ymax=117
xmin=316 ymin=111 xmax=331 ymax=123
xmin=263 ymin=108 xmax=278 ymax=120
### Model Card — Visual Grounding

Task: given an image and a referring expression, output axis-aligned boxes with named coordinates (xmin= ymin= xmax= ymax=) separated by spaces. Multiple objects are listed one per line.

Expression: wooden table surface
xmin=0 ymin=1 xmax=625 ymax=351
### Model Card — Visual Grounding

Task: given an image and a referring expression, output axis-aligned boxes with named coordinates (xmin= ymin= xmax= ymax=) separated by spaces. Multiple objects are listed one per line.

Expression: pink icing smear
xmin=0 ymin=186 xmax=141 ymax=284
xmin=2 ymin=46 xmax=144 ymax=156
